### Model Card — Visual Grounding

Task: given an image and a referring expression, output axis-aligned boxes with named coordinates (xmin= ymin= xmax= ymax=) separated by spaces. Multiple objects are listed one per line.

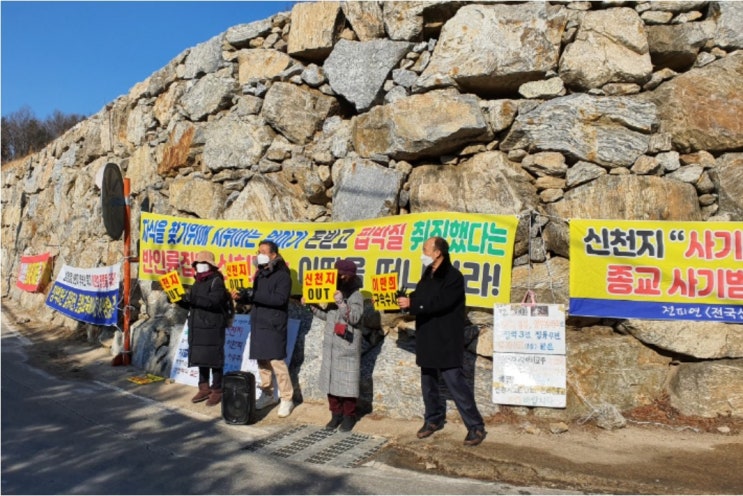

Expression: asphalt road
xmin=0 ymin=320 xmax=572 ymax=495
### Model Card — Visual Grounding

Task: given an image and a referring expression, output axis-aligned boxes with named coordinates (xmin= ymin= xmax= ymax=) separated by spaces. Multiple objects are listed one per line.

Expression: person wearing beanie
xmin=303 ymin=258 xmax=364 ymax=432
xmin=175 ymin=250 xmax=232 ymax=407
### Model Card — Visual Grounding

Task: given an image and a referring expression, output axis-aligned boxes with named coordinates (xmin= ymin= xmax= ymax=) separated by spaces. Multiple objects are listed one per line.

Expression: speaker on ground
xmin=222 ymin=371 xmax=256 ymax=425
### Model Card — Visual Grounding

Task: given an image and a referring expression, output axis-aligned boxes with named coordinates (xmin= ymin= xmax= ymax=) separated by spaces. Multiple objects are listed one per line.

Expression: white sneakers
xmin=255 ymin=393 xmax=293 ymax=417
xmin=277 ymin=399 xmax=294 ymax=418
xmin=255 ymin=393 xmax=278 ymax=410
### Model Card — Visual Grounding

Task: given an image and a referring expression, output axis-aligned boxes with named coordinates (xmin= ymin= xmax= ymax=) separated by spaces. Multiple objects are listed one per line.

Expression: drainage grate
xmin=241 ymin=424 xmax=387 ymax=468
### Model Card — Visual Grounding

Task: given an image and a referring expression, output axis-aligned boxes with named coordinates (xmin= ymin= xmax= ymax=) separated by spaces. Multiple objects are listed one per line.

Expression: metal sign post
xmin=108 ymin=174 xmax=135 ymax=367
xmin=121 ymin=177 xmax=133 ymax=365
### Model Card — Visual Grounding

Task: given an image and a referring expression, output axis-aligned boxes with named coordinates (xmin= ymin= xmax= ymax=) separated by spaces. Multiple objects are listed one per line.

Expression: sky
xmin=1 ymin=1 xmax=295 ymax=120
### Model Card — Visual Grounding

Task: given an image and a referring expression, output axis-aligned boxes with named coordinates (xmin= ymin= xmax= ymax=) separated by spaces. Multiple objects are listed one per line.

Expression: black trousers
xmin=420 ymin=366 xmax=484 ymax=431
xmin=198 ymin=367 xmax=223 ymax=389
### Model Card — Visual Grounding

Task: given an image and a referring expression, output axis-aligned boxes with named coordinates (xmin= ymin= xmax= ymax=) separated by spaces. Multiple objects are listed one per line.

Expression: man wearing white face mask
xmin=397 ymin=236 xmax=487 ymax=447
xmin=232 ymin=240 xmax=295 ymax=417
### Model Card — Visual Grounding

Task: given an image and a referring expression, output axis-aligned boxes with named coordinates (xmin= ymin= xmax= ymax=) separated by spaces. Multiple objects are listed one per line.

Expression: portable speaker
xmin=222 ymin=371 xmax=256 ymax=425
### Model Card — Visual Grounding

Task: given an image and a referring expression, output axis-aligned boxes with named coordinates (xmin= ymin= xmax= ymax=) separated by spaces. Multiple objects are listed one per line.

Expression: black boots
xmin=326 ymin=413 xmax=357 ymax=432
xmin=339 ymin=415 xmax=356 ymax=432
xmin=326 ymin=414 xmax=343 ymax=430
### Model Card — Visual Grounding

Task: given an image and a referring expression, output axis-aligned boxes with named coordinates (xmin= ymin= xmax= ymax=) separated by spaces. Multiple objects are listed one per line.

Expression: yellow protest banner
xmin=303 ymin=269 xmax=337 ymax=304
xmin=371 ymin=273 xmax=401 ymax=311
xmin=138 ymin=211 xmax=519 ymax=309
xmin=570 ymin=219 xmax=743 ymax=323
xmin=159 ymin=271 xmax=185 ymax=302
xmin=225 ymin=261 xmax=251 ymax=292
xmin=127 ymin=373 xmax=166 ymax=385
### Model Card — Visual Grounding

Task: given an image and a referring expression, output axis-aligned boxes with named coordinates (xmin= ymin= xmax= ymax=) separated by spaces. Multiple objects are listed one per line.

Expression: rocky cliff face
xmin=2 ymin=1 xmax=742 ymax=423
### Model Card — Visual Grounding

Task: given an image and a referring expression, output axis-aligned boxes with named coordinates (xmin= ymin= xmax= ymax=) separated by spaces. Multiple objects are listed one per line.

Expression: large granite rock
xmin=619 ymin=320 xmax=743 ymax=359
xmin=644 ymin=51 xmax=743 ymax=153
xmin=352 ymin=89 xmax=491 ymax=160
xmin=714 ymin=153 xmax=743 ymax=221
xmin=202 ymin=114 xmax=275 ymax=171
xmin=566 ymin=327 xmax=672 ymax=419
xmin=547 ymin=175 xmax=702 ymax=221
xmin=418 ymin=3 xmax=566 ymax=94
xmin=501 ymin=94 xmax=657 ymax=168
xmin=287 ymin=1 xmax=343 ymax=61
xmin=408 ymin=151 xmax=539 ymax=215
xmin=262 ymin=82 xmax=340 ymax=145
xmin=331 ymin=157 xmax=405 ymax=221
xmin=559 ymin=8 xmax=652 ymax=90
xmin=668 ymin=359 xmax=743 ymax=418
xmin=324 ymin=39 xmax=413 ymax=112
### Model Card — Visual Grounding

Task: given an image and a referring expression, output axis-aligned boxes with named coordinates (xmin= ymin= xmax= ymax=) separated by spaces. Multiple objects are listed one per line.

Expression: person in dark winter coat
xmin=303 ymin=258 xmax=364 ymax=432
xmin=176 ymin=250 xmax=231 ymax=407
xmin=397 ymin=236 xmax=487 ymax=447
xmin=232 ymin=240 xmax=295 ymax=418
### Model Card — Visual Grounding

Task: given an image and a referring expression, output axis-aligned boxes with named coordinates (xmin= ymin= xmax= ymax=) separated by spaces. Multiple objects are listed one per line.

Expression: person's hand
xmin=397 ymin=296 xmax=410 ymax=310
xmin=333 ymin=290 xmax=344 ymax=306
xmin=230 ymin=289 xmax=240 ymax=300
xmin=242 ymin=287 xmax=255 ymax=303
xmin=300 ymin=296 xmax=306 ymax=305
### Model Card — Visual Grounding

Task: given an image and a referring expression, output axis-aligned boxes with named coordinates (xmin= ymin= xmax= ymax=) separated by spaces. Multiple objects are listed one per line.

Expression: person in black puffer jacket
xmin=176 ymin=250 xmax=231 ymax=407
xmin=232 ymin=240 xmax=295 ymax=418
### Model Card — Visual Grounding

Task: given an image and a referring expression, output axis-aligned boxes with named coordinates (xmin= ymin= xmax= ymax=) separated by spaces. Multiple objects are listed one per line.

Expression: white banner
xmin=45 ymin=263 xmax=121 ymax=326
xmin=492 ymin=353 xmax=567 ymax=408
xmin=493 ymin=303 xmax=565 ymax=354
xmin=493 ymin=302 xmax=567 ymax=408
xmin=170 ymin=314 xmax=301 ymax=400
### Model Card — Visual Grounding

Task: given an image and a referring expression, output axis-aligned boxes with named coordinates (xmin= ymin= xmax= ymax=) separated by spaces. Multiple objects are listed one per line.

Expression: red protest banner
xmin=16 ymin=253 xmax=52 ymax=292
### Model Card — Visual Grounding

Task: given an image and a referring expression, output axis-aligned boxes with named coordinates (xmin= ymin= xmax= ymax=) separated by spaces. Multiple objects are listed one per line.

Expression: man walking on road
xmin=397 ymin=236 xmax=487 ymax=446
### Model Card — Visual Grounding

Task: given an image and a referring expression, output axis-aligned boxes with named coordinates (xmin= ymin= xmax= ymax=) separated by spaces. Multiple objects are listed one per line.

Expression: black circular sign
xmin=101 ymin=163 xmax=125 ymax=240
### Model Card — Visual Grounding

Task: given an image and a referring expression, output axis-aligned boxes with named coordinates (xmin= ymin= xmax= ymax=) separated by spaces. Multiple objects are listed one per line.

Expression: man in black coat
xmin=397 ymin=236 xmax=487 ymax=446
xmin=233 ymin=240 xmax=295 ymax=417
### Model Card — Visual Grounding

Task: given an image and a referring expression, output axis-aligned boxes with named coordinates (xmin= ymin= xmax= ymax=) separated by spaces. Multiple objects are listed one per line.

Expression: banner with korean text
xmin=45 ymin=263 xmax=121 ymax=326
xmin=170 ymin=314 xmax=300 ymax=398
xmin=16 ymin=252 xmax=53 ymax=292
xmin=139 ymin=211 xmax=519 ymax=309
xmin=492 ymin=303 xmax=567 ymax=408
xmin=570 ymin=220 xmax=743 ymax=323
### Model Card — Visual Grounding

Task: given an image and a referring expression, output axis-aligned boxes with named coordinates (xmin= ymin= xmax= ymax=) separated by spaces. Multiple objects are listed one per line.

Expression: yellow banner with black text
xmin=139 ymin=211 xmax=519 ymax=309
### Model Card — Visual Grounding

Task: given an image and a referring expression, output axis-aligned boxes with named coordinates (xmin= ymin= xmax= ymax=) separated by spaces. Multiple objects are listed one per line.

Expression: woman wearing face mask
xmin=176 ymin=250 xmax=232 ymax=407
xmin=303 ymin=258 xmax=364 ymax=432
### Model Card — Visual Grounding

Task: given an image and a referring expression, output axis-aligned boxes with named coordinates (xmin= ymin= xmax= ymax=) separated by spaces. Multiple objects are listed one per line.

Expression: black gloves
xmin=176 ymin=294 xmax=191 ymax=310
xmin=239 ymin=287 xmax=254 ymax=304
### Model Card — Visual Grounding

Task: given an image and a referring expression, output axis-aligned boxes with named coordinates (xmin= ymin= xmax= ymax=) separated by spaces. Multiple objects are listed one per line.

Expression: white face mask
xmin=255 ymin=253 xmax=271 ymax=266
xmin=195 ymin=263 xmax=211 ymax=274
xmin=421 ymin=254 xmax=434 ymax=267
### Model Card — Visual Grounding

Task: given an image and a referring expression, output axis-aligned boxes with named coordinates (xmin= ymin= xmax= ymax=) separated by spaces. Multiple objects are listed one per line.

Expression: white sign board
xmin=492 ymin=353 xmax=566 ymax=408
xmin=493 ymin=303 xmax=566 ymax=354
xmin=493 ymin=302 xmax=567 ymax=408
xmin=170 ymin=314 xmax=300 ymax=399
